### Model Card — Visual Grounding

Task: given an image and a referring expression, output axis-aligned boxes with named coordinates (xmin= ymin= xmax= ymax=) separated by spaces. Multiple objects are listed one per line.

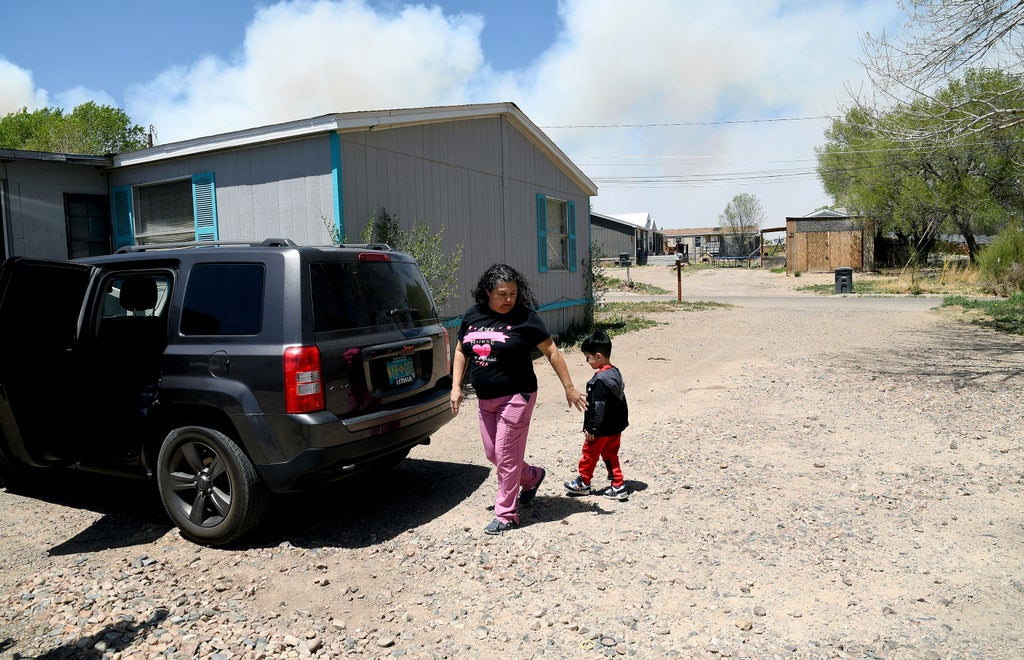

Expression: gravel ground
xmin=2 ymin=265 xmax=1023 ymax=659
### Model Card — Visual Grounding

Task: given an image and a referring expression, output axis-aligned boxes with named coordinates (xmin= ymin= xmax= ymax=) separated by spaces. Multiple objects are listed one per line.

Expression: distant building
xmin=591 ymin=211 xmax=638 ymax=262
xmin=610 ymin=212 xmax=664 ymax=255
xmin=785 ymin=208 xmax=873 ymax=273
xmin=661 ymin=226 xmax=760 ymax=261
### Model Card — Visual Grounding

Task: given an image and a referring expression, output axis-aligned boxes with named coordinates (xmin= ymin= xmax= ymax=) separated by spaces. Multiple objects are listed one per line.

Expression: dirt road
xmin=2 ymin=266 xmax=1022 ymax=658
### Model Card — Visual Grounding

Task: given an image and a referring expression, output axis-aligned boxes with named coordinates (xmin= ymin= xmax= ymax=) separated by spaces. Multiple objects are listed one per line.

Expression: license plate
xmin=386 ymin=356 xmax=416 ymax=386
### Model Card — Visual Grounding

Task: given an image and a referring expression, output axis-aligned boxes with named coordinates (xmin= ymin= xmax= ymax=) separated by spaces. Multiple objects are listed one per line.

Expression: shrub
xmin=326 ymin=208 xmax=464 ymax=308
xmin=978 ymin=226 xmax=1024 ymax=295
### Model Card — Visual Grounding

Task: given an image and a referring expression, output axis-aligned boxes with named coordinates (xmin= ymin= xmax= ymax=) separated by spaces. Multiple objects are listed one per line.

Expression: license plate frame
xmin=386 ymin=355 xmax=416 ymax=386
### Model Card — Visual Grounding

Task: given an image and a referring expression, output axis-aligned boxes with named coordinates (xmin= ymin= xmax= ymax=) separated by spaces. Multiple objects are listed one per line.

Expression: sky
xmin=0 ymin=0 xmax=906 ymax=230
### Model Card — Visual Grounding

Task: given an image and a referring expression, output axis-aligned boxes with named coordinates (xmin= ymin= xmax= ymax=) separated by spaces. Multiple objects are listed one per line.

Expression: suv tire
xmin=156 ymin=426 xmax=268 ymax=546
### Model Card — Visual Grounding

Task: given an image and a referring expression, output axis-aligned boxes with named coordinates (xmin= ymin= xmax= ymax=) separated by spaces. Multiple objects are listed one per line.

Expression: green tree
xmin=0 ymin=102 xmax=148 ymax=154
xmin=359 ymin=208 xmax=464 ymax=309
xmin=818 ymin=70 xmax=1024 ymax=264
xmin=719 ymin=193 xmax=764 ymax=256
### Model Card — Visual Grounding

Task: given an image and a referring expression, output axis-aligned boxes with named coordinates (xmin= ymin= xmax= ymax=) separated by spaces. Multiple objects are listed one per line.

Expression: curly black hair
xmin=471 ymin=263 xmax=538 ymax=311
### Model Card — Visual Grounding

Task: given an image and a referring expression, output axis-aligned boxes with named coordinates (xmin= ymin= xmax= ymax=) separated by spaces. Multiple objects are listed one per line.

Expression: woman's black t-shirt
xmin=457 ymin=303 xmax=550 ymax=400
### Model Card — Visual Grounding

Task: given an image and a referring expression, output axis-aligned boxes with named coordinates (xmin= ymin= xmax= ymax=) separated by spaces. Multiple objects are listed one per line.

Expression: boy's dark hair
xmin=581 ymin=330 xmax=612 ymax=357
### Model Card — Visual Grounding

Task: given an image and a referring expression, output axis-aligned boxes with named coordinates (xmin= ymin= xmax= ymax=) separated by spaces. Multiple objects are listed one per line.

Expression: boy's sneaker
xmin=602 ymin=484 xmax=629 ymax=501
xmin=564 ymin=475 xmax=592 ymax=495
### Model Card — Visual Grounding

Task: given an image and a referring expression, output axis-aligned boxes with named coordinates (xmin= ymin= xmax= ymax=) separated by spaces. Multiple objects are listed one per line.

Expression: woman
xmin=450 ymin=264 xmax=587 ymax=534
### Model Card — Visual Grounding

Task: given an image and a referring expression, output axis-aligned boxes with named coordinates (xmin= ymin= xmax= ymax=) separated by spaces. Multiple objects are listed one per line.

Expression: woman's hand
xmin=450 ymin=386 xmax=463 ymax=415
xmin=450 ymin=347 xmax=467 ymax=415
xmin=538 ymin=338 xmax=587 ymax=411
xmin=565 ymin=385 xmax=587 ymax=411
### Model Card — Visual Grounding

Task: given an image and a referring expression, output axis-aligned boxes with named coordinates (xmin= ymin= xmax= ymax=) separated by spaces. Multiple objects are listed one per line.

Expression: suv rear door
xmin=309 ymin=255 xmax=449 ymax=416
xmin=0 ymin=257 xmax=96 ymax=467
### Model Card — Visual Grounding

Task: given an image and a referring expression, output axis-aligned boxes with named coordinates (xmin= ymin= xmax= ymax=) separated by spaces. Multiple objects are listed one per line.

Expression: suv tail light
xmin=284 ymin=346 xmax=324 ymax=413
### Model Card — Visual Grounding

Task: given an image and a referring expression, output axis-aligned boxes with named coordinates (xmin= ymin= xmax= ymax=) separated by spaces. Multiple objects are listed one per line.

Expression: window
xmin=181 ymin=264 xmax=264 ymax=335
xmin=100 ymin=274 xmax=171 ymax=320
xmin=65 ymin=194 xmax=111 ymax=258
xmin=535 ymin=194 xmax=577 ymax=273
xmin=110 ymin=172 xmax=218 ymax=250
xmin=136 ymin=179 xmax=196 ymax=245
xmin=310 ymin=261 xmax=435 ymax=332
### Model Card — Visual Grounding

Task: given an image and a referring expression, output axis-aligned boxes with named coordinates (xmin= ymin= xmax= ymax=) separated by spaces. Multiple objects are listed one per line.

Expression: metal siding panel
xmin=7 ymin=182 xmax=68 ymax=258
xmin=109 ymin=136 xmax=332 ymax=244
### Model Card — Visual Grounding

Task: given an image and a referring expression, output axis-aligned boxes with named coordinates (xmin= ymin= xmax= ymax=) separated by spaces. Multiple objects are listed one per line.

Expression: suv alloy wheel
xmin=156 ymin=426 xmax=269 ymax=545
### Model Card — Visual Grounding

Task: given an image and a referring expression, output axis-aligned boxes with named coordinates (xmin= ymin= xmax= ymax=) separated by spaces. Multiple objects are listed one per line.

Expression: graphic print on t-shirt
xmin=463 ymin=324 xmax=512 ymax=368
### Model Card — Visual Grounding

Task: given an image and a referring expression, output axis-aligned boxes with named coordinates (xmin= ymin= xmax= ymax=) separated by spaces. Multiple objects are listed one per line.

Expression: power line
xmin=540 ymin=116 xmax=835 ymax=129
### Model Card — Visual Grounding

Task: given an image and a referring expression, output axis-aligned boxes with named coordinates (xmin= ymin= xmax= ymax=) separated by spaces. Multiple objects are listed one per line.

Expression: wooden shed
xmin=785 ymin=209 xmax=873 ymax=274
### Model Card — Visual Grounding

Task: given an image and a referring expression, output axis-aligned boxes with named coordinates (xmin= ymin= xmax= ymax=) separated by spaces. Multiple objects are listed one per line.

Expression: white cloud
xmin=491 ymin=0 xmax=904 ymax=226
xmin=0 ymin=59 xmax=48 ymax=115
xmin=54 ymin=86 xmax=117 ymax=112
xmin=125 ymin=0 xmax=486 ymax=143
xmin=4 ymin=0 xmax=905 ymax=227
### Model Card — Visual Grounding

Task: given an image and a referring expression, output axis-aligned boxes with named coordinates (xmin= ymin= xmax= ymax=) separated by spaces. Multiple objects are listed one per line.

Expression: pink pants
xmin=477 ymin=392 xmax=543 ymax=524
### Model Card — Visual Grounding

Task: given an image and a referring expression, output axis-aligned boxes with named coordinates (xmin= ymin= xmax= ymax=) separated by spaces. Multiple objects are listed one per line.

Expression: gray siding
xmin=591 ymin=219 xmax=635 ymax=261
xmin=109 ymin=138 xmax=336 ymax=245
xmin=2 ymin=161 xmax=108 ymax=259
xmin=791 ymin=218 xmax=857 ymax=233
xmin=340 ymin=116 xmax=589 ymax=329
xmin=107 ymin=115 xmax=590 ymax=334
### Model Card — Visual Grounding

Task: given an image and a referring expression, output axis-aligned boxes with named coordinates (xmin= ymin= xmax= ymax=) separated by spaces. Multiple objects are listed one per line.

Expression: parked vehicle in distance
xmin=0 ymin=239 xmax=454 ymax=545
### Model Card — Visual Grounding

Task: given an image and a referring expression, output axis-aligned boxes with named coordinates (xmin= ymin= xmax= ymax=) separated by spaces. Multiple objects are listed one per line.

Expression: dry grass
xmin=863 ymin=265 xmax=985 ymax=295
xmin=800 ymin=265 xmax=989 ymax=296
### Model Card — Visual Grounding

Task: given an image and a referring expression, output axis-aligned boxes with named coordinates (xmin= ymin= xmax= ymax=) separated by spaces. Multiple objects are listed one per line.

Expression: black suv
xmin=0 ymin=239 xmax=454 ymax=545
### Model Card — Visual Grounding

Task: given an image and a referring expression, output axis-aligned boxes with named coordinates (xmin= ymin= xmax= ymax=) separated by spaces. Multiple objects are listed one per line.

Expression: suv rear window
xmin=182 ymin=263 xmax=265 ymax=335
xmin=310 ymin=261 xmax=435 ymax=332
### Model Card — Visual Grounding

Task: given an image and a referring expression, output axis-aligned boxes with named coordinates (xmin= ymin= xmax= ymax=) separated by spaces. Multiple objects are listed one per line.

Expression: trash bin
xmin=834 ymin=267 xmax=853 ymax=294
xmin=618 ymin=252 xmax=632 ymax=267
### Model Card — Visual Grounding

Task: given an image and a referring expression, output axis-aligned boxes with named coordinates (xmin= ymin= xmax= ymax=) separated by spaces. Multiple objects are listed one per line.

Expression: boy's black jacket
xmin=583 ymin=366 xmax=629 ymax=435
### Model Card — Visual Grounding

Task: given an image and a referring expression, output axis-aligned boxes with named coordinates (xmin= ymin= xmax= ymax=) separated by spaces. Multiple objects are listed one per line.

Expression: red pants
xmin=578 ymin=434 xmax=624 ymax=487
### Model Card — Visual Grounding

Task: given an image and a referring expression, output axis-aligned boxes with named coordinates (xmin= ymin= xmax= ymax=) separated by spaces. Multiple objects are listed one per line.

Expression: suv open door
xmin=0 ymin=257 xmax=96 ymax=469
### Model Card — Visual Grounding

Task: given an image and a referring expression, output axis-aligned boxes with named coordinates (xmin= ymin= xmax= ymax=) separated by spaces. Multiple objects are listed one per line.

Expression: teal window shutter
xmin=192 ymin=172 xmax=219 ymax=242
xmin=567 ymin=201 xmax=577 ymax=273
xmin=536 ymin=193 xmax=548 ymax=273
xmin=111 ymin=186 xmax=134 ymax=250
xmin=330 ymin=133 xmax=344 ymax=243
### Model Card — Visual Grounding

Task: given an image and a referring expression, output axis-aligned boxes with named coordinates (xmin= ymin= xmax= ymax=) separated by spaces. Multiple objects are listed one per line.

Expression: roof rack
xmin=115 ymin=238 xmax=298 ymax=253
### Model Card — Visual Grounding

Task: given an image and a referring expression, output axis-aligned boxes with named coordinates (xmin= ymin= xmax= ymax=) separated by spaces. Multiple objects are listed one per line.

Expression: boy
xmin=564 ymin=330 xmax=630 ymax=501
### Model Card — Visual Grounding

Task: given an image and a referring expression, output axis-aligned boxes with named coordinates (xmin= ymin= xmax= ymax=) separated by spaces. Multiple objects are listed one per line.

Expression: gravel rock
xmin=1 ymin=267 xmax=1022 ymax=658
